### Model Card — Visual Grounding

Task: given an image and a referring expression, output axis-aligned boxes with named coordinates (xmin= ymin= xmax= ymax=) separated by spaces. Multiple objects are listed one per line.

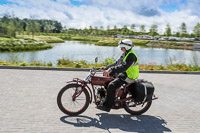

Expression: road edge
xmin=0 ymin=65 xmax=200 ymax=75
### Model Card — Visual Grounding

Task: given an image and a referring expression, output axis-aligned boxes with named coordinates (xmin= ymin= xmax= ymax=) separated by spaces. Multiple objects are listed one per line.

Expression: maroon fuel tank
xmin=91 ymin=76 xmax=114 ymax=86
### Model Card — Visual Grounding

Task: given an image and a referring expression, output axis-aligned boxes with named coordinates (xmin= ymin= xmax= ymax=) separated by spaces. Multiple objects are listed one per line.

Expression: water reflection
xmin=0 ymin=41 xmax=199 ymax=66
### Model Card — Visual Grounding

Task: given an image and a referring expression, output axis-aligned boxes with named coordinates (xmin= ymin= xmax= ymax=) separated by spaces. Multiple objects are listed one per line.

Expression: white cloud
xmin=182 ymin=0 xmax=200 ymax=16
xmin=0 ymin=0 xmax=200 ymax=33
xmin=56 ymin=0 xmax=70 ymax=4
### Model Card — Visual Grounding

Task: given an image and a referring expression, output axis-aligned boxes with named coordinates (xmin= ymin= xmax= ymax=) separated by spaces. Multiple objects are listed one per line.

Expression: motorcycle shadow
xmin=60 ymin=113 xmax=171 ymax=133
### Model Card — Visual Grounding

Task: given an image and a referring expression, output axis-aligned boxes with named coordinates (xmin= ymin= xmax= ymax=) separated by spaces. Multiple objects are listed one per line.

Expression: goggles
xmin=119 ymin=40 xmax=132 ymax=46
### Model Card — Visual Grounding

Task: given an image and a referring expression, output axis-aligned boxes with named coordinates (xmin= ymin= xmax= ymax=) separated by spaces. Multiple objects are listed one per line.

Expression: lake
xmin=0 ymin=41 xmax=200 ymax=66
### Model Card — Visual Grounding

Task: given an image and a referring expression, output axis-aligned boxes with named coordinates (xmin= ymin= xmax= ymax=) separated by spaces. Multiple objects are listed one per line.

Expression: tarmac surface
xmin=0 ymin=69 xmax=200 ymax=133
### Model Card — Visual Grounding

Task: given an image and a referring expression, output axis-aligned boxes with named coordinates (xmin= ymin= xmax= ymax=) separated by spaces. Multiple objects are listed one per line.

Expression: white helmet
xmin=118 ymin=39 xmax=133 ymax=50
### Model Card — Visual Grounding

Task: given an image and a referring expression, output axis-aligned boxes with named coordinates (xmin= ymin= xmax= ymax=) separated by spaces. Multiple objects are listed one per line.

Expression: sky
xmin=0 ymin=0 xmax=200 ymax=34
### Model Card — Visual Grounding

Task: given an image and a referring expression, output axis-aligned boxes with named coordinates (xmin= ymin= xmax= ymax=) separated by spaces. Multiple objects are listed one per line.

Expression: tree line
xmin=65 ymin=23 xmax=200 ymax=38
xmin=0 ymin=14 xmax=200 ymax=38
xmin=0 ymin=14 xmax=62 ymax=38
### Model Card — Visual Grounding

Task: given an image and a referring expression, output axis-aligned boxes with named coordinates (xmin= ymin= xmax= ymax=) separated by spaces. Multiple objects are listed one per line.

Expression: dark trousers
xmin=104 ymin=78 xmax=127 ymax=108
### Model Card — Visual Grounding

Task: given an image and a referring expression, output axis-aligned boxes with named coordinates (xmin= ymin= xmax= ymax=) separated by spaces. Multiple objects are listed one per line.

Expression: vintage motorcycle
xmin=57 ymin=67 xmax=157 ymax=116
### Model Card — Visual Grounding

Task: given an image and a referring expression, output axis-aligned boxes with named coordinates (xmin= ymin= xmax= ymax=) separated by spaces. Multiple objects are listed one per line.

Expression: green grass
xmin=95 ymin=38 xmax=149 ymax=46
xmin=139 ymin=64 xmax=200 ymax=71
xmin=0 ymin=37 xmax=53 ymax=52
xmin=16 ymin=33 xmax=196 ymax=49
xmin=146 ymin=40 xmax=194 ymax=50
xmin=0 ymin=58 xmax=200 ymax=72
xmin=0 ymin=37 xmax=11 ymax=41
xmin=16 ymin=35 xmax=65 ymax=43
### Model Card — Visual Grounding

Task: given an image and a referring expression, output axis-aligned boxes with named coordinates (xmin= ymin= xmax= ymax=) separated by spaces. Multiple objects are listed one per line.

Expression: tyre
xmin=57 ymin=84 xmax=90 ymax=116
xmin=124 ymin=94 xmax=152 ymax=115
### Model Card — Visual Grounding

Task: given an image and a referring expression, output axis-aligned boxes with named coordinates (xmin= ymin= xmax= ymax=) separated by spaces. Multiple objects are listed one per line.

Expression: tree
xmin=131 ymin=24 xmax=135 ymax=32
xmin=93 ymin=26 xmax=98 ymax=35
xmin=0 ymin=14 xmax=64 ymax=37
xmin=53 ymin=21 xmax=62 ymax=33
xmin=0 ymin=13 xmax=18 ymax=37
xmin=140 ymin=25 xmax=146 ymax=34
xmin=99 ymin=26 xmax=104 ymax=35
xmin=8 ymin=20 xmax=17 ymax=37
xmin=44 ymin=23 xmax=51 ymax=33
xmin=180 ymin=22 xmax=187 ymax=37
xmin=100 ymin=26 xmax=104 ymax=30
xmin=165 ymin=23 xmax=172 ymax=37
xmin=149 ymin=24 xmax=158 ymax=36
xmin=26 ymin=17 xmax=40 ymax=39
xmin=88 ymin=25 xmax=93 ymax=35
xmin=193 ymin=23 xmax=200 ymax=38
xmin=121 ymin=25 xmax=128 ymax=35
xmin=113 ymin=25 xmax=117 ymax=34
xmin=175 ymin=32 xmax=180 ymax=37
xmin=106 ymin=25 xmax=110 ymax=36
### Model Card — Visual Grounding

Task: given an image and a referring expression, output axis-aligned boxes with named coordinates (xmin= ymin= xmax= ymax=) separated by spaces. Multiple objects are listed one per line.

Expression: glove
xmin=104 ymin=68 xmax=111 ymax=77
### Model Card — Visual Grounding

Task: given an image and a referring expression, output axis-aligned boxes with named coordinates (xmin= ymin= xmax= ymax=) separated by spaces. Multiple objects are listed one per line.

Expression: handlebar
xmin=96 ymin=67 xmax=106 ymax=72
xmin=84 ymin=67 xmax=114 ymax=82
xmin=84 ymin=67 xmax=106 ymax=82
xmin=91 ymin=67 xmax=105 ymax=73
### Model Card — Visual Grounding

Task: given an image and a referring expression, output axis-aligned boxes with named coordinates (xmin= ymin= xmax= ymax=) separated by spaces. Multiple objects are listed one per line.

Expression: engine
xmin=95 ymin=86 xmax=107 ymax=105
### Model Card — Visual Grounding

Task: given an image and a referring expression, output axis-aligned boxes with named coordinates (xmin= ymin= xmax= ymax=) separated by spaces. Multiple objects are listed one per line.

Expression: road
xmin=0 ymin=69 xmax=200 ymax=133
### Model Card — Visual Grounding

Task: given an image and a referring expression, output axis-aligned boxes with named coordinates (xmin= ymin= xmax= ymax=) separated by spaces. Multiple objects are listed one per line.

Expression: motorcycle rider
xmin=97 ymin=39 xmax=139 ymax=112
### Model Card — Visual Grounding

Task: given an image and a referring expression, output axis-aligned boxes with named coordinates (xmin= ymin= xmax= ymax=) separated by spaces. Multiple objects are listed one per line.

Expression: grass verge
xmin=16 ymin=35 xmax=65 ymax=43
xmin=0 ymin=37 xmax=53 ymax=52
xmin=0 ymin=58 xmax=199 ymax=72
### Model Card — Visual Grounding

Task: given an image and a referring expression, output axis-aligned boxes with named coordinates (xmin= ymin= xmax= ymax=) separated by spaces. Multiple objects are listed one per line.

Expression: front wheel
xmin=124 ymin=94 xmax=152 ymax=115
xmin=57 ymin=84 xmax=90 ymax=116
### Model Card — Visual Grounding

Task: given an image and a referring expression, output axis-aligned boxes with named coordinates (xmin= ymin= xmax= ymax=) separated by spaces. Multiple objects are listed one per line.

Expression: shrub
xmin=29 ymin=61 xmax=46 ymax=66
xmin=2 ymin=61 xmax=11 ymax=66
xmin=0 ymin=37 xmax=53 ymax=52
xmin=57 ymin=58 xmax=73 ymax=66
xmin=19 ymin=62 xmax=28 ymax=66
xmin=75 ymin=62 xmax=82 ymax=68
xmin=103 ymin=58 xmax=115 ymax=66
xmin=47 ymin=62 xmax=53 ymax=66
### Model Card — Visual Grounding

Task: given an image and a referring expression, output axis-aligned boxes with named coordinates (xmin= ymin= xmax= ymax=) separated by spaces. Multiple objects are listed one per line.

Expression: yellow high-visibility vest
xmin=123 ymin=49 xmax=139 ymax=79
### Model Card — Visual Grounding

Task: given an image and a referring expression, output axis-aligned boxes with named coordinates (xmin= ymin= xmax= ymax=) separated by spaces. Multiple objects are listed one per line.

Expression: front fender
xmin=66 ymin=79 xmax=93 ymax=104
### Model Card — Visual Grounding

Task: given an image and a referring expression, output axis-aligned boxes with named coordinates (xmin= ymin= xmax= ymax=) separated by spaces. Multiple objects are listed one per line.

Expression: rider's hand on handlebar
xmin=104 ymin=69 xmax=111 ymax=77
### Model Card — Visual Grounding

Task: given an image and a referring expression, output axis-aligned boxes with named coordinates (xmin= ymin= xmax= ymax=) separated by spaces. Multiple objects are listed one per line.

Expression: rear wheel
xmin=57 ymin=84 xmax=90 ymax=116
xmin=124 ymin=94 xmax=152 ymax=115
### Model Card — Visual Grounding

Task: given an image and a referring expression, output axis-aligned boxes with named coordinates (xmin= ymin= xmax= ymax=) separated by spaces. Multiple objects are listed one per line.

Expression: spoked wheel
xmin=57 ymin=84 xmax=90 ymax=116
xmin=124 ymin=94 xmax=152 ymax=115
